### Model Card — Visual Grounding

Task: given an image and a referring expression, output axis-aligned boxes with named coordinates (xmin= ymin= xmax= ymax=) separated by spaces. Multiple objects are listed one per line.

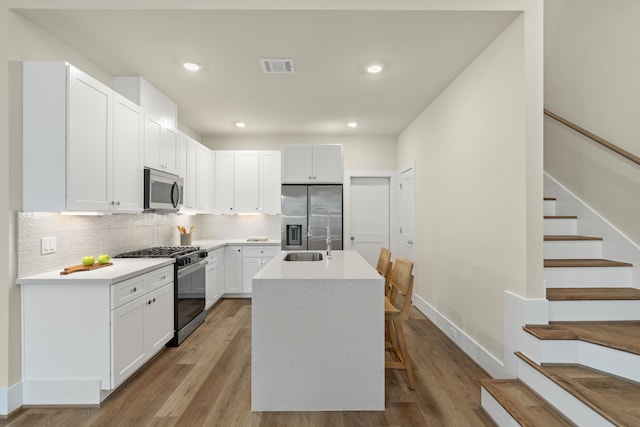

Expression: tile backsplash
xmin=17 ymin=212 xmax=281 ymax=277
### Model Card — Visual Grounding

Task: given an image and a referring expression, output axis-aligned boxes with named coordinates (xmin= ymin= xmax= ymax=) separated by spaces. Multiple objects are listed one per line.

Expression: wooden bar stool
xmin=384 ymin=256 xmax=416 ymax=389
xmin=376 ymin=247 xmax=392 ymax=295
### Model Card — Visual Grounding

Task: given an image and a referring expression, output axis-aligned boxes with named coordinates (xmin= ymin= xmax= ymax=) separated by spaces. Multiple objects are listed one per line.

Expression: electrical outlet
xmin=41 ymin=236 xmax=56 ymax=255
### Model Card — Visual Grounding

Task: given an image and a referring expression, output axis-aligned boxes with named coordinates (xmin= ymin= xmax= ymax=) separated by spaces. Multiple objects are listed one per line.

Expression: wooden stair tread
xmin=547 ymin=287 xmax=640 ymax=301
xmin=544 ymin=259 xmax=633 ymax=268
xmin=544 ymin=215 xmax=577 ymax=219
xmin=544 ymin=235 xmax=603 ymax=241
xmin=516 ymin=352 xmax=640 ymax=426
xmin=544 ymin=197 xmax=557 ymax=201
xmin=479 ymin=378 xmax=573 ymax=426
xmin=523 ymin=321 xmax=640 ymax=355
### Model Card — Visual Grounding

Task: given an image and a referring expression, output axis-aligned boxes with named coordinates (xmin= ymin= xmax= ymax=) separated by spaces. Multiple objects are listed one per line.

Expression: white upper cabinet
xmin=196 ymin=143 xmax=212 ymax=213
xmin=179 ymin=134 xmax=211 ymax=214
xmin=234 ymin=151 xmax=260 ymax=213
xmin=214 ymin=151 xmax=235 ymax=214
xmin=259 ymin=151 xmax=282 ymax=214
xmin=111 ymin=93 xmax=144 ymax=212
xmin=281 ymin=144 xmax=313 ymax=183
xmin=213 ymin=151 xmax=281 ymax=214
xmin=66 ymin=65 xmax=113 ymax=211
xmin=114 ymin=76 xmax=178 ymax=175
xmin=144 ymin=113 xmax=179 ymax=175
xmin=23 ymin=62 xmax=143 ymax=212
xmin=281 ymin=144 xmax=343 ymax=183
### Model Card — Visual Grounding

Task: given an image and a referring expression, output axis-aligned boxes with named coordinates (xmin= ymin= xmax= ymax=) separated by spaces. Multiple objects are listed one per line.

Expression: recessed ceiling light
xmin=347 ymin=122 xmax=358 ymax=128
xmin=234 ymin=122 xmax=247 ymax=128
xmin=183 ymin=62 xmax=201 ymax=71
xmin=366 ymin=64 xmax=383 ymax=74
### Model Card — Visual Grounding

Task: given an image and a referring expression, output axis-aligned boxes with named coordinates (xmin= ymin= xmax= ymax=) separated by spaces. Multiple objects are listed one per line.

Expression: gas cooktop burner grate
xmin=115 ymin=246 xmax=200 ymax=258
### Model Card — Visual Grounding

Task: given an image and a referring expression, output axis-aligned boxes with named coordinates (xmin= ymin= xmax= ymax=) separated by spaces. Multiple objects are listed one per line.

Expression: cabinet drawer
xmin=112 ymin=275 xmax=147 ymax=309
xmin=147 ymin=265 xmax=174 ymax=292
xmin=243 ymin=246 xmax=280 ymax=258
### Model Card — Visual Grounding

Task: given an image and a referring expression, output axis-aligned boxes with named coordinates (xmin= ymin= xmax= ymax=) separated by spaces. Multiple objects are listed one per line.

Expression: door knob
xmin=350 ymin=236 xmax=355 ymax=240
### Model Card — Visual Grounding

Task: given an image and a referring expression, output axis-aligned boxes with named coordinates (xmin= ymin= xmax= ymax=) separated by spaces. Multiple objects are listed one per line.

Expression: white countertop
xmin=16 ymin=258 xmax=175 ymax=286
xmin=193 ymin=239 xmax=281 ymax=251
xmin=255 ymin=250 xmax=381 ymax=281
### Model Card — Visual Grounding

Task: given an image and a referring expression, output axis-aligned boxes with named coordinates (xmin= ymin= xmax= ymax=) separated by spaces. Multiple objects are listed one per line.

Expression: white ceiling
xmin=15 ymin=9 xmax=518 ymax=138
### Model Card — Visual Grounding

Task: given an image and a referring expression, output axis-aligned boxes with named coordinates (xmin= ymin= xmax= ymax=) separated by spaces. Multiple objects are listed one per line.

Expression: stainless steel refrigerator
xmin=281 ymin=185 xmax=343 ymax=251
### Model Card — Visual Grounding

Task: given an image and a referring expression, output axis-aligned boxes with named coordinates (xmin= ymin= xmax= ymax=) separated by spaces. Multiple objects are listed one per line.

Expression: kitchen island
xmin=251 ymin=250 xmax=385 ymax=411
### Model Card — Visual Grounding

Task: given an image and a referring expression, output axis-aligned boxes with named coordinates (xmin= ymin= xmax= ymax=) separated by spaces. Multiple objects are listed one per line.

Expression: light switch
xmin=41 ymin=236 xmax=56 ymax=255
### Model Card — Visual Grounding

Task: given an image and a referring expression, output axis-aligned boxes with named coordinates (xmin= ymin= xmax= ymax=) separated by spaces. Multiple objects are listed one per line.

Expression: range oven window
xmin=177 ymin=261 xmax=206 ymax=330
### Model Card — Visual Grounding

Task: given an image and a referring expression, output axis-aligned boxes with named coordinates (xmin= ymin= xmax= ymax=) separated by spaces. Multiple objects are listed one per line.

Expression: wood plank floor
xmin=1 ymin=299 xmax=495 ymax=427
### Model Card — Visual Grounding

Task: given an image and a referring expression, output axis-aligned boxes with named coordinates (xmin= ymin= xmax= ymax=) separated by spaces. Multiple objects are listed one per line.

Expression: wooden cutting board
xmin=60 ymin=262 xmax=113 ymax=275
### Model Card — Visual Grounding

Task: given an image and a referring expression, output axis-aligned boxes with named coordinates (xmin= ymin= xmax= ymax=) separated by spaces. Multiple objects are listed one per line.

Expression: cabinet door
xmin=177 ymin=134 xmax=189 ymax=210
xmin=66 ymin=65 xmax=113 ymax=211
xmin=281 ymin=144 xmax=313 ymax=183
xmin=144 ymin=114 xmax=163 ymax=171
xmin=260 ymin=151 xmax=281 ymax=214
xmin=224 ymin=246 xmax=243 ymax=293
xmin=214 ymin=151 xmax=235 ymax=213
xmin=146 ymin=283 xmax=174 ymax=356
xmin=112 ymin=93 xmax=144 ymax=212
xmin=312 ymin=145 xmax=344 ymax=183
xmin=160 ymin=125 xmax=179 ymax=174
xmin=196 ymin=144 xmax=212 ymax=213
xmin=242 ymin=257 xmax=263 ymax=294
xmin=184 ymin=138 xmax=197 ymax=210
xmin=112 ymin=296 xmax=146 ymax=387
xmin=234 ymin=151 xmax=260 ymax=213
xmin=205 ymin=260 xmax=220 ymax=309
xmin=216 ymin=248 xmax=226 ymax=295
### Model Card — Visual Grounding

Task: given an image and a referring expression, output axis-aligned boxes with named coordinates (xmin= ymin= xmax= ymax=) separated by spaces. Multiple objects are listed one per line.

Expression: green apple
xmin=82 ymin=256 xmax=95 ymax=266
xmin=97 ymin=254 xmax=110 ymax=265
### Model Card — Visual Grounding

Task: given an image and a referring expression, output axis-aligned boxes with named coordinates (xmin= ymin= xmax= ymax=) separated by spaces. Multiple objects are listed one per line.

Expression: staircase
xmin=480 ymin=195 xmax=640 ymax=426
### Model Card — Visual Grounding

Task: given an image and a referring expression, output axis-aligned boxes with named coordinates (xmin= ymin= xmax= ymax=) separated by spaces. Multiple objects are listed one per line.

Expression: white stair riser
xmin=544 ymin=266 xmax=632 ymax=287
xmin=544 ymin=200 xmax=557 ymax=216
xmin=549 ymin=300 xmax=640 ymax=321
xmin=544 ymin=240 xmax=602 ymax=259
xmin=544 ymin=218 xmax=577 ymax=235
xmin=537 ymin=340 xmax=640 ymax=384
xmin=516 ymin=358 xmax=614 ymax=427
xmin=480 ymin=388 xmax=521 ymax=427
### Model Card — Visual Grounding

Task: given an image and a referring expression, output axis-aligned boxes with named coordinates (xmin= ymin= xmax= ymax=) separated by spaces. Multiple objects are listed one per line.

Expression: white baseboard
xmin=0 ymin=381 xmax=22 ymax=416
xmin=412 ymin=294 xmax=505 ymax=379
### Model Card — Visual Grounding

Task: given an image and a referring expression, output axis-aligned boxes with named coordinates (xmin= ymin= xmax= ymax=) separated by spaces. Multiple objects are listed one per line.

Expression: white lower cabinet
xmin=225 ymin=246 xmax=243 ymax=293
xmin=242 ymin=246 xmax=280 ymax=294
xmin=113 ymin=282 xmax=173 ymax=388
xmin=21 ymin=264 xmax=174 ymax=405
xmin=205 ymin=248 xmax=225 ymax=310
xmin=223 ymin=245 xmax=279 ymax=296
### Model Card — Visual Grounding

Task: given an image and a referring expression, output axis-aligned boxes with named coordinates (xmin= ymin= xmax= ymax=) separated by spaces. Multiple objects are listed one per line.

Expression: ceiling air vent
xmin=261 ymin=58 xmax=295 ymax=74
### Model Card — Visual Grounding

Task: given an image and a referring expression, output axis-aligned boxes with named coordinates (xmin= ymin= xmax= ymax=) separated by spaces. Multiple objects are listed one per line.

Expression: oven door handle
xmin=177 ymin=259 xmax=207 ymax=278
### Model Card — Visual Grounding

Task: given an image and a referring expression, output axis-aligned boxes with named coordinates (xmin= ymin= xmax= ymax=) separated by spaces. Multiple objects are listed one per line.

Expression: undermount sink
xmin=283 ymin=252 xmax=324 ymax=262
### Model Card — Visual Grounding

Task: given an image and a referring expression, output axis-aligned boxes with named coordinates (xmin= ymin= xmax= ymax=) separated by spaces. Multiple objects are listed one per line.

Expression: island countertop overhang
xmin=254 ymin=250 xmax=383 ymax=281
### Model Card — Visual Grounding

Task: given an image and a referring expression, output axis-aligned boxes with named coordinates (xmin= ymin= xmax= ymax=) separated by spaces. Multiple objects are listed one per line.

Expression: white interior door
xmin=398 ymin=165 xmax=415 ymax=261
xmin=349 ymin=177 xmax=390 ymax=268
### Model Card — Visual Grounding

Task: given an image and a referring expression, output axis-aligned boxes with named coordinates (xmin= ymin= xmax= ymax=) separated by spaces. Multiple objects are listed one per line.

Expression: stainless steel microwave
xmin=143 ymin=168 xmax=183 ymax=213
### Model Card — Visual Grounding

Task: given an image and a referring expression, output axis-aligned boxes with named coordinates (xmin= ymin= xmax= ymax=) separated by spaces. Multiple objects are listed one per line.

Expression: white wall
xmin=204 ymin=135 xmax=397 ymax=171
xmin=544 ymin=0 xmax=640 ymax=246
xmin=397 ymin=14 xmax=538 ymax=365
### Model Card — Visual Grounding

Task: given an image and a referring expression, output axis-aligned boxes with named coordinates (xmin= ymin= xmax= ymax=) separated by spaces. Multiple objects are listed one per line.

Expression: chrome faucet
xmin=308 ymin=206 xmax=332 ymax=258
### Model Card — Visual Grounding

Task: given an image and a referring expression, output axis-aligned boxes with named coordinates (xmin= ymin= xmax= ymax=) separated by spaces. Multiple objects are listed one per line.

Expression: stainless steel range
xmin=115 ymin=246 xmax=207 ymax=346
